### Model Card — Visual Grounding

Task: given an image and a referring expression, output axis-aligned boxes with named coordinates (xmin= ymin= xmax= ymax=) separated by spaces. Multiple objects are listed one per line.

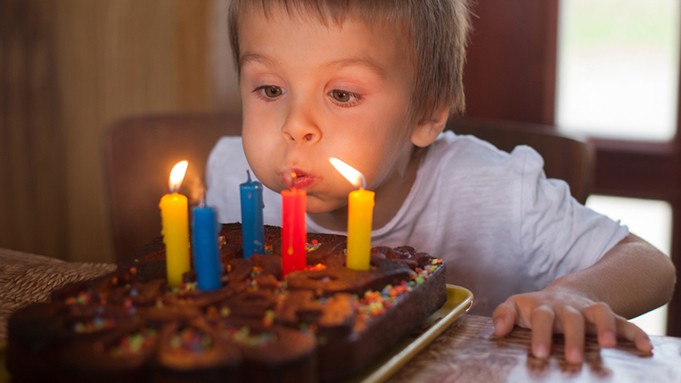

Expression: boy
xmin=206 ymin=0 xmax=676 ymax=364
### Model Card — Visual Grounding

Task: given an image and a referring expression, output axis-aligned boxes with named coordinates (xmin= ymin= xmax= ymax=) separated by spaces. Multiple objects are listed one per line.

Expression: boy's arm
xmin=492 ymin=234 xmax=676 ymax=364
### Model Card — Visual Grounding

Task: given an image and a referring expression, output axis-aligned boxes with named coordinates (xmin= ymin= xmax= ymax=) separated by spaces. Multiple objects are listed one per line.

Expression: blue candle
xmin=240 ymin=170 xmax=265 ymax=259
xmin=191 ymin=204 xmax=222 ymax=291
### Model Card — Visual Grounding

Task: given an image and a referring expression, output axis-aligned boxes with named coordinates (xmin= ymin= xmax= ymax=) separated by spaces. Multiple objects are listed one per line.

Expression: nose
xmin=281 ymin=101 xmax=322 ymax=144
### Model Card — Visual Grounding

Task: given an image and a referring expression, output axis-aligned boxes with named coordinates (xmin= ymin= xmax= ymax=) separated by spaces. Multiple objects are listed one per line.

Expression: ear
xmin=410 ymin=105 xmax=451 ymax=147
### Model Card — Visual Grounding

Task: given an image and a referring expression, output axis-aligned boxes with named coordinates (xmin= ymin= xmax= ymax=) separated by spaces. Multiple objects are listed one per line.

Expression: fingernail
xmin=533 ymin=344 xmax=548 ymax=359
xmin=568 ymin=347 xmax=582 ymax=364
xmin=601 ymin=331 xmax=616 ymax=347
xmin=492 ymin=317 xmax=503 ymax=334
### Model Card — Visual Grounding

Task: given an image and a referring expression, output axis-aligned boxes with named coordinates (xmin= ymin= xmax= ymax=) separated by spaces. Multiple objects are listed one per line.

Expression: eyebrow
xmin=239 ymin=52 xmax=274 ymax=68
xmin=324 ymin=57 xmax=388 ymax=79
xmin=240 ymin=52 xmax=387 ymax=79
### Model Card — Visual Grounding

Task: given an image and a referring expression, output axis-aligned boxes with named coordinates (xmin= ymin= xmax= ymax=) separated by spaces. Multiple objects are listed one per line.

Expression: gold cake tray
xmin=0 ymin=285 xmax=473 ymax=383
xmin=348 ymin=284 xmax=473 ymax=383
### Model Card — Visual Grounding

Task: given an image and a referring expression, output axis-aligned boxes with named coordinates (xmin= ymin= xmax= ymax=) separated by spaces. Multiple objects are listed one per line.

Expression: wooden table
xmin=1 ymin=248 xmax=680 ymax=382
xmin=389 ymin=314 xmax=681 ymax=382
xmin=0 ymin=248 xmax=117 ymax=340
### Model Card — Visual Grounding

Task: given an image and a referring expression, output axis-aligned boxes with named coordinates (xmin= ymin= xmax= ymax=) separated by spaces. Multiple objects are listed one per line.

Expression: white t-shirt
xmin=205 ymin=131 xmax=628 ymax=315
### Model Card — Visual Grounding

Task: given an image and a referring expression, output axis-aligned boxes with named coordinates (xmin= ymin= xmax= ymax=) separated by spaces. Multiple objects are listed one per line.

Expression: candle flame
xmin=168 ymin=160 xmax=189 ymax=192
xmin=329 ymin=157 xmax=366 ymax=189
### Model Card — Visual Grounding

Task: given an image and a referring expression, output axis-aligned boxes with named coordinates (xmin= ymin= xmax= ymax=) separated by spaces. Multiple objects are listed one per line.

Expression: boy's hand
xmin=491 ymin=288 xmax=653 ymax=364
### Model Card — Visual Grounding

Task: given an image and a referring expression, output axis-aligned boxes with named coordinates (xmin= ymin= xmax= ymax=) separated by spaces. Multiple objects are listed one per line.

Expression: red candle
xmin=281 ymin=184 xmax=306 ymax=276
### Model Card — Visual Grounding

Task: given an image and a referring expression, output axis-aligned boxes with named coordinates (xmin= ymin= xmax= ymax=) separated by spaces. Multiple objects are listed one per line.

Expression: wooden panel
xmin=176 ymin=0 xmax=212 ymax=109
xmin=669 ymin=201 xmax=681 ymax=337
xmin=0 ymin=0 xmax=235 ymax=263
xmin=463 ymin=0 xmax=558 ymax=124
xmin=0 ymin=0 xmax=68 ymax=258
xmin=54 ymin=1 xmax=179 ymax=263
xmin=592 ymin=142 xmax=680 ymax=200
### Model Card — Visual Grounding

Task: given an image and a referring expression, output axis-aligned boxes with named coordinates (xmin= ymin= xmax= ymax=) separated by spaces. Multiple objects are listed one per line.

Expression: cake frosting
xmin=7 ymin=223 xmax=446 ymax=382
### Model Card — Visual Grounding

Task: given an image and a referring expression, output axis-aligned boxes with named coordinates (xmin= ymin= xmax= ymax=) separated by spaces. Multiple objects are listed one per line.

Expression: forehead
xmin=233 ymin=1 xmax=405 ymax=29
xmin=236 ymin=6 xmax=413 ymax=79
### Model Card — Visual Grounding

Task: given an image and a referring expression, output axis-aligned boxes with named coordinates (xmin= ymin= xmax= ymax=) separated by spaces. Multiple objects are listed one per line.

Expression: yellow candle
xmin=347 ymin=187 xmax=375 ymax=270
xmin=159 ymin=160 xmax=190 ymax=286
xmin=329 ymin=157 xmax=375 ymax=271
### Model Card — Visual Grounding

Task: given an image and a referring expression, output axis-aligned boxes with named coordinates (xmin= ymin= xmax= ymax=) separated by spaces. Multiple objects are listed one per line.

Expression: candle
xmin=240 ymin=170 xmax=265 ymax=259
xmin=281 ymin=175 xmax=307 ymax=276
xmin=192 ymin=202 xmax=222 ymax=291
xmin=329 ymin=157 xmax=375 ymax=271
xmin=159 ymin=160 xmax=191 ymax=286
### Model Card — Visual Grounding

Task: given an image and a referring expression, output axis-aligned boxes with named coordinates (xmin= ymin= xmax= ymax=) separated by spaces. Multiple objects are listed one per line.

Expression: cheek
xmin=241 ymin=135 xmax=262 ymax=174
xmin=242 ymin=125 xmax=280 ymax=190
xmin=362 ymin=127 xmax=414 ymax=185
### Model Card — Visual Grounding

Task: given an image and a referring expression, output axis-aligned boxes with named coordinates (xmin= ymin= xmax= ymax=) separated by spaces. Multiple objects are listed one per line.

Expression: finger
xmin=530 ymin=305 xmax=555 ymax=359
xmin=558 ymin=307 xmax=585 ymax=364
xmin=616 ymin=319 xmax=653 ymax=354
xmin=492 ymin=301 xmax=518 ymax=337
xmin=582 ymin=302 xmax=617 ymax=348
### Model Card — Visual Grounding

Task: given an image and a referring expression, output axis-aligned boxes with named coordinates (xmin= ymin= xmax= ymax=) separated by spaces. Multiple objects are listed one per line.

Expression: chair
xmin=103 ymin=112 xmax=241 ymax=262
xmin=446 ymin=118 xmax=594 ymax=204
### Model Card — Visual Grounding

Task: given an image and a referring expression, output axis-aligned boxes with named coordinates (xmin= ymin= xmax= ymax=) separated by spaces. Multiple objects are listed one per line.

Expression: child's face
xmin=238 ymin=7 xmax=423 ymax=217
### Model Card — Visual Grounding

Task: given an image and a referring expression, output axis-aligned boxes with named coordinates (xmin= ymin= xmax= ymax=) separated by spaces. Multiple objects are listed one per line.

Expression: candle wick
xmin=360 ymin=174 xmax=367 ymax=190
xmin=246 ymin=169 xmax=252 ymax=182
xmin=290 ymin=172 xmax=297 ymax=189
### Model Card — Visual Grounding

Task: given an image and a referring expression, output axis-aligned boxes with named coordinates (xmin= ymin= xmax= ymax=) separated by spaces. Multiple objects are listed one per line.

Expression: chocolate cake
xmin=6 ymin=223 xmax=447 ymax=383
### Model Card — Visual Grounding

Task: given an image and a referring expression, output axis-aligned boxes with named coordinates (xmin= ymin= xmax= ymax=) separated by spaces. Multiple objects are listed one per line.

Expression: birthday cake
xmin=6 ymin=223 xmax=447 ymax=383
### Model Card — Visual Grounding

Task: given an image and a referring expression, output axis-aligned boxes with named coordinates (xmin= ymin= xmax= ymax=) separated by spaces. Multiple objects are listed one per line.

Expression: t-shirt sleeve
xmin=514 ymin=145 xmax=629 ymax=289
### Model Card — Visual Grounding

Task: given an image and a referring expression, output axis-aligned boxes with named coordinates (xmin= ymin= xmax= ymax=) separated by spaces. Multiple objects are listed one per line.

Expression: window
xmin=557 ymin=0 xmax=678 ymax=335
xmin=557 ymin=0 xmax=679 ymax=141
xmin=586 ymin=196 xmax=671 ymax=335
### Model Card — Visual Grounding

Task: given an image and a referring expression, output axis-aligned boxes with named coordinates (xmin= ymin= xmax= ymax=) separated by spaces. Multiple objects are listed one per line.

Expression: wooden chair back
xmin=446 ymin=118 xmax=595 ymax=204
xmin=102 ymin=112 xmax=241 ymax=262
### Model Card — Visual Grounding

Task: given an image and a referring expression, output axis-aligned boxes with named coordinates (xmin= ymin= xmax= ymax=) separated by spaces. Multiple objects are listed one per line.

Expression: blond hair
xmin=228 ymin=0 xmax=471 ymax=117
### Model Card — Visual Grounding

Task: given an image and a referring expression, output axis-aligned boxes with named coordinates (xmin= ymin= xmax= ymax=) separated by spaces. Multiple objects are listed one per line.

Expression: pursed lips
xmin=284 ymin=168 xmax=318 ymax=189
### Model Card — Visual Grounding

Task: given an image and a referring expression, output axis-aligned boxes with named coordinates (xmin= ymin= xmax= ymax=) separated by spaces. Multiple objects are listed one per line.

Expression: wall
xmin=0 ymin=0 xmax=238 ymax=262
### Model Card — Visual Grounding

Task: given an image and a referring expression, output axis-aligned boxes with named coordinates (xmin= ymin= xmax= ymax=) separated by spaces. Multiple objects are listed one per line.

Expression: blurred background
xmin=1 ymin=0 xmax=239 ymax=263
xmin=1 ymin=0 xmax=679 ymax=335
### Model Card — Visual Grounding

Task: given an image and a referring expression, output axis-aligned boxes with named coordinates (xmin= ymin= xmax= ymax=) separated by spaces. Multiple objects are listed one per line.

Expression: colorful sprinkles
xmin=304 ymin=263 xmax=326 ymax=272
xmin=226 ymin=326 xmax=276 ymax=347
xmin=169 ymin=327 xmax=214 ymax=353
xmin=72 ymin=317 xmax=117 ymax=334
xmin=65 ymin=291 xmax=92 ymax=305
xmin=356 ymin=260 xmax=443 ymax=322
xmin=110 ymin=328 xmax=158 ymax=357
xmin=306 ymin=240 xmax=321 ymax=253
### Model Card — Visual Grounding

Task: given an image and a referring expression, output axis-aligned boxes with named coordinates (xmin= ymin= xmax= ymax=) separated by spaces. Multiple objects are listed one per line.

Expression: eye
xmin=254 ymin=85 xmax=284 ymax=99
xmin=328 ymin=89 xmax=361 ymax=106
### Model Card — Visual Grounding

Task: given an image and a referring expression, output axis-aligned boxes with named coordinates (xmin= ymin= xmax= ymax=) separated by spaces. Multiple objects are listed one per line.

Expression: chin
xmin=305 ymin=203 xmax=334 ymax=215
xmin=305 ymin=195 xmax=346 ymax=215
